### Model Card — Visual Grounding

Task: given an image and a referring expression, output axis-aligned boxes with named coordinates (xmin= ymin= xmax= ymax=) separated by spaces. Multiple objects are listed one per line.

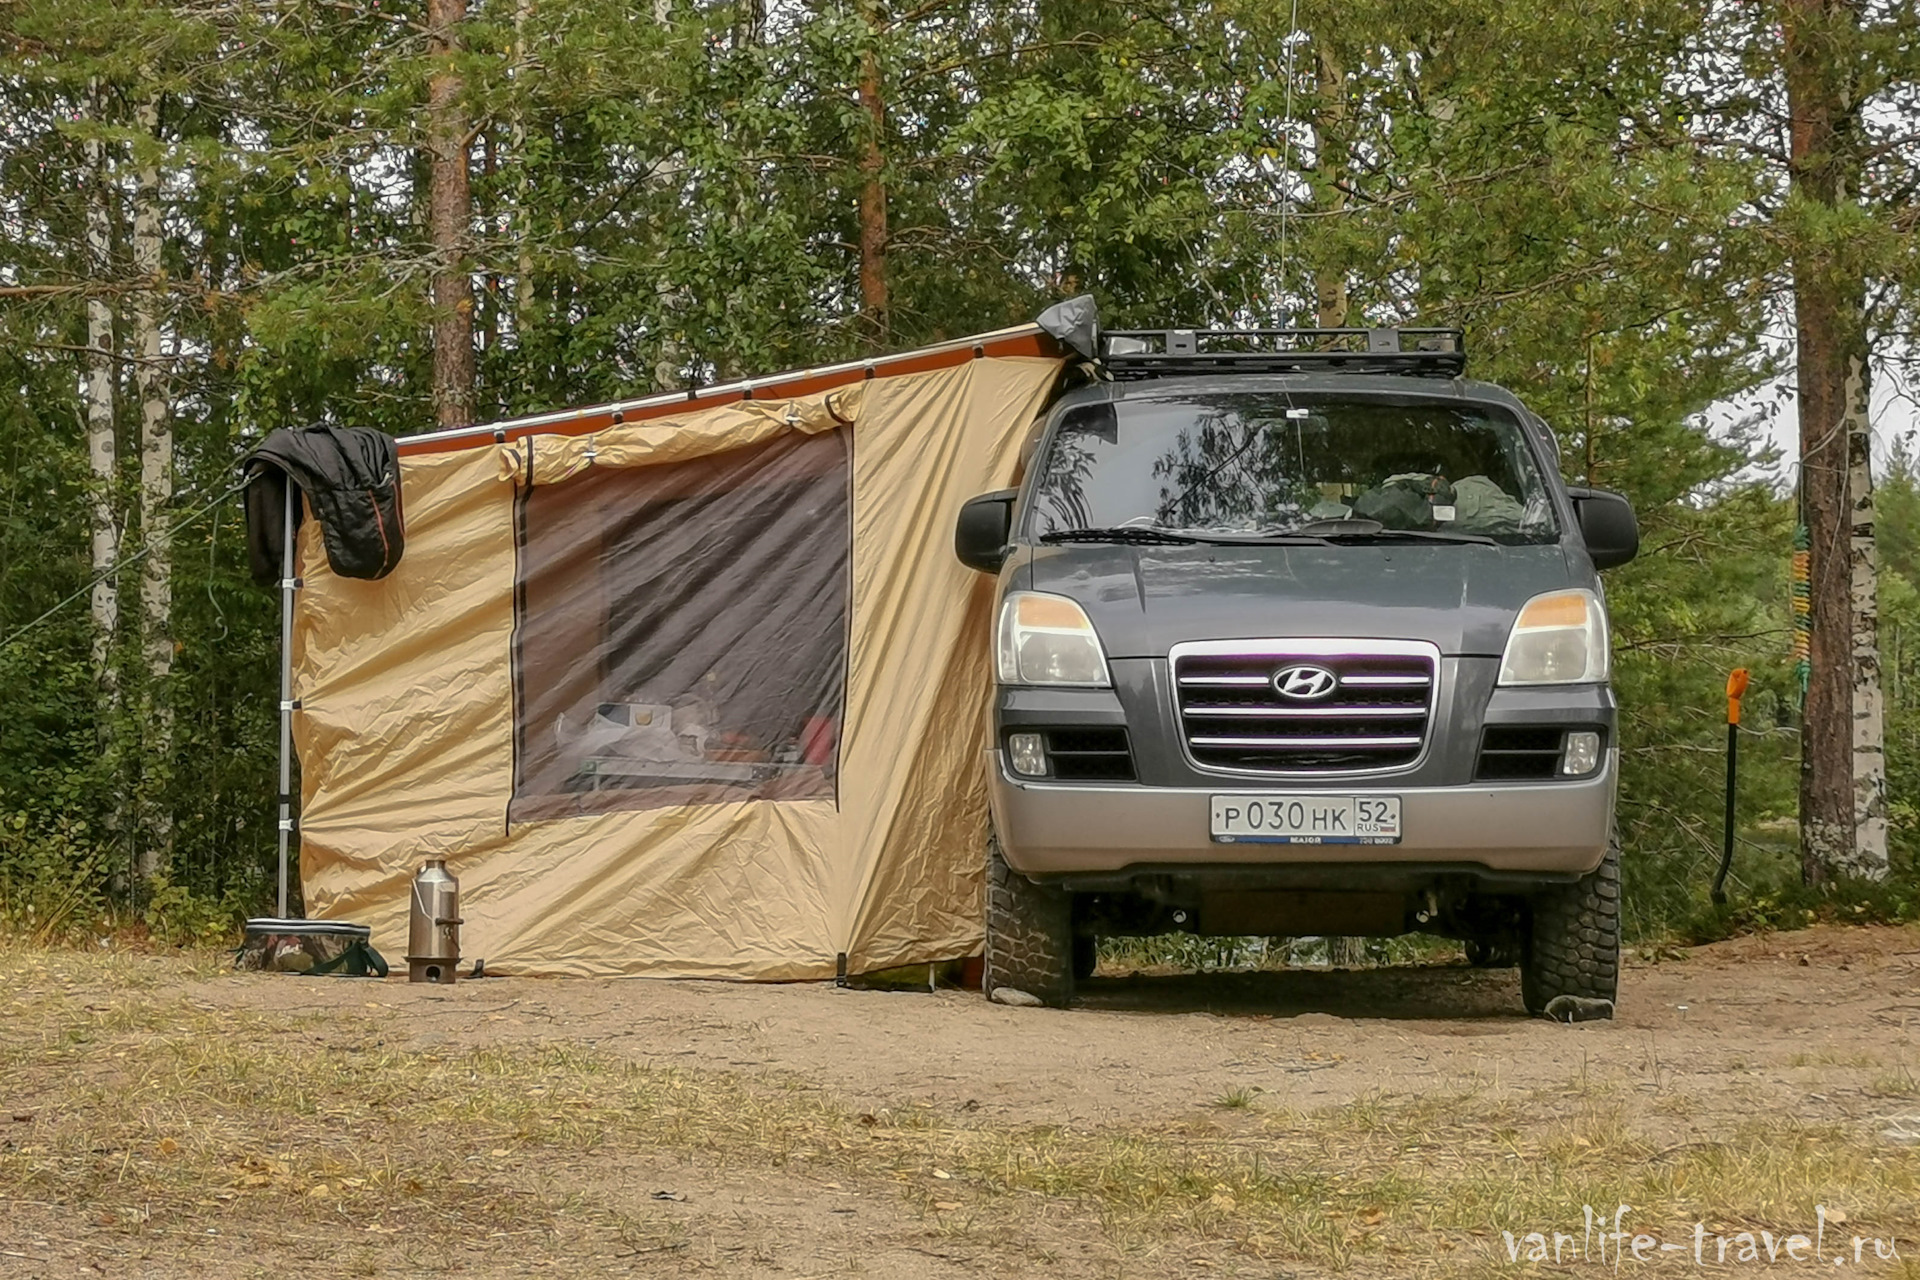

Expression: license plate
xmin=1210 ymin=794 xmax=1402 ymax=845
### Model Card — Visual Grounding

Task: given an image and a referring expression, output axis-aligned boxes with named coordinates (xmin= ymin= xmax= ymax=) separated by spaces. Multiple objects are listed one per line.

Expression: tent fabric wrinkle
xmin=293 ymin=350 xmax=1064 ymax=978
xmin=496 ymin=384 xmax=866 ymax=488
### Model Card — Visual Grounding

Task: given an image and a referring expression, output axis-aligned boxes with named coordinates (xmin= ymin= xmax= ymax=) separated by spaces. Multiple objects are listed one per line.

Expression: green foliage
xmin=0 ymin=0 xmax=1915 ymax=948
xmin=1679 ymin=878 xmax=1920 ymax=946
xmin=1099 ymin=934 xmax=1457 ymax=972
xmin=0 ymin=812 xmax=110 ymax=945
xmin=1610 ymin=481 xmax=1802 ymax=932
xmin=141 ymin=872 xmax=247 ymax=948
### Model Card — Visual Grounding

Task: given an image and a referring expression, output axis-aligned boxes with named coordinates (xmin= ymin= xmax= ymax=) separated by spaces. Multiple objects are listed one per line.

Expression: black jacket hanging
xmin=245 ymin=426 xmax=406 ymax=586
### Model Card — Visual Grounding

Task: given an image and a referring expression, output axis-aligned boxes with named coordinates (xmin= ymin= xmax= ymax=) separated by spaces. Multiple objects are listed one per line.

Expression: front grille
xmin=1476 ymin=726 xmax=1570 ymax=780
xmin=1041 ymin=727 xmax=1136 ymax=781
xmin=1171 ymin=641 xmax=1437 ymax=774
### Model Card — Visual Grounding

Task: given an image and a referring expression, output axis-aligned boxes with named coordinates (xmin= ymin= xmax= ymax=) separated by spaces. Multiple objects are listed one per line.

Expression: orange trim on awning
xmin=396 ymin=328 xmax=1061 ymax=458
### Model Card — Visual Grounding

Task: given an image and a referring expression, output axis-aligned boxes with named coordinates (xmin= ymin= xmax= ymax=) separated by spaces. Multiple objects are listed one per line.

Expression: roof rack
xmin=1100 ymin=327 xmax=1466 ymax=380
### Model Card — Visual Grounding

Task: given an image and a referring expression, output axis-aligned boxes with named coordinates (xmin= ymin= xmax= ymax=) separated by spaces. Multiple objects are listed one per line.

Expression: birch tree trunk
xmin=426 ymin=0 xmax=476 ymax=429
xmin=1783 ymin=0 xmax=1885 ymax=882
xmin=82 ymin=89 xmax=119 ymax=738
xmin=513 ymin=0 xmax=534 ymax=349
xmin=854 ymin=0 xmax=890 ymax=347
xmin=131 ymin=98 xmax=173 ymax=880
xmin=734 ymin=0 xmax=764 ymax=50
xmin=1326 ymin=936 xmax=1368 ymax=968
xmin=647 ymin=0 xmax=690 ymax=389
xmin=1847 ymin=355 xmax=1888 ymax=876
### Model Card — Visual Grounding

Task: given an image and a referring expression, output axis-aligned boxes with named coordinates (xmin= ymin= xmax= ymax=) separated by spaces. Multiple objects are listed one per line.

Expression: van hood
xmin=1023 ymin=542 xmax=1577 ymax=658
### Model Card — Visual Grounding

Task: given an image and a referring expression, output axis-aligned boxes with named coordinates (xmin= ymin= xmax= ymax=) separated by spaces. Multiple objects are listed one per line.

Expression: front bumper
xmin=988 ymin=749 xmax=1618 ymax=880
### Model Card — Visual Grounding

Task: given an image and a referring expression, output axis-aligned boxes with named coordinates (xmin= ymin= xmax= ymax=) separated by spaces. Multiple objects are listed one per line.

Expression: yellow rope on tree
xmin=1791 ymin=524 xmax=1811 ymax=706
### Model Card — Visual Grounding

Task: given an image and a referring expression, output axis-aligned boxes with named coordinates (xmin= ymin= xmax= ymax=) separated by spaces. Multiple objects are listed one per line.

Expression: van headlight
xmin=1497 ymin=589 xmax=1610 ymax=686
xmin=996 ymin=592 xmax=1112 ymax=687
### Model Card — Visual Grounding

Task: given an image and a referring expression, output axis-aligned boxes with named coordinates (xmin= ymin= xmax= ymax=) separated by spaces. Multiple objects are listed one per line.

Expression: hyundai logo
xmin=1273 ymin=664 xmax=1339 ymax=700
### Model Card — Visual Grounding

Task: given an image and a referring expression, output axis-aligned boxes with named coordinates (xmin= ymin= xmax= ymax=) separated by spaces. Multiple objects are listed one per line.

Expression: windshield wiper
xmin=1038 ymin=523 xmax=1495 ymax=548
xmin=1292 ymin=518 xmax=1498 ymax=547
xmin=1325 ymin=529 xmax=1498 ymax=547
xmin=1039 ymin=526 xmax=1204 ymax=546
xmin=1172 ymin=529 xmax=1335 ymax=546
xmin=1053 ymin=524 xmax=1337 ymax=546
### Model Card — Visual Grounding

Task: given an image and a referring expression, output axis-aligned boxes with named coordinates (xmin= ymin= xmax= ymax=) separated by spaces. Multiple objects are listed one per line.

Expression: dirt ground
xmin=5 ymin=926 xmax=1920 ymax=1278
xmin=207 ymin=925 xmax=1920 ymax=1127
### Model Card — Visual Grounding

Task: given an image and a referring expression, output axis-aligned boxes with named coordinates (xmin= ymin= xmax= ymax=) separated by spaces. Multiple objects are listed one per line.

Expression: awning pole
xmin=276 ymin=483 xmax=296 ymax=917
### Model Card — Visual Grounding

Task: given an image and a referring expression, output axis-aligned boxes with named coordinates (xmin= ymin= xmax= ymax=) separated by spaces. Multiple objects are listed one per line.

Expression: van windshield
xmin=1026 ymin=393 xmax=1559 ymax=544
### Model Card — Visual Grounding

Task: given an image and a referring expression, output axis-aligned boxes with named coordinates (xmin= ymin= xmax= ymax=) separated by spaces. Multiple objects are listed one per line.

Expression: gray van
xmin=954 ymin=323 xmax=1638 ymax=1017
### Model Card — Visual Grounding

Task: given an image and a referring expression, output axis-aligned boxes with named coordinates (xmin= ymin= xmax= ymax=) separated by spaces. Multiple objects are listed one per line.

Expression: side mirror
xmin=1566 ymin=486 xmax=1638 ymax=570
xmin=955 ymin=488 xmax=1017 ymax=575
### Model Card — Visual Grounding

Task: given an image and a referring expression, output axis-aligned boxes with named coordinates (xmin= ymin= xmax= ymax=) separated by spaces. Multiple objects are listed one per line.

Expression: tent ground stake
xmin=835 ymin=953 xmax=848 ymax=987
xmin=276 ymin=484 xmax=297 ymax=918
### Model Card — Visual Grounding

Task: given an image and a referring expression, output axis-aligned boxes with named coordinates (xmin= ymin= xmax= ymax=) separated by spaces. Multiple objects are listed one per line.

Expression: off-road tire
xmin=1519 ymin=831 xmax=1621 ymax=1017
xmin=985 ymin=833 xmax=1075 ymax=1007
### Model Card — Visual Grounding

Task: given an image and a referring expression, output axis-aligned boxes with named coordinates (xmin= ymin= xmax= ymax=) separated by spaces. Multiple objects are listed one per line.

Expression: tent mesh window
xmin=510 ymin=429 xmax=851 ymax=819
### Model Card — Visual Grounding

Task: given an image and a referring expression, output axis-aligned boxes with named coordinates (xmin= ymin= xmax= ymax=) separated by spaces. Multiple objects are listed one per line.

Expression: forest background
xmin=2 ymin=0 xmax=1918 ymax=945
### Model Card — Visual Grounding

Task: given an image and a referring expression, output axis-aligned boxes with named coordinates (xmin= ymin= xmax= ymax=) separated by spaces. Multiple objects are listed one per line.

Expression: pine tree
xmin=427 ymin=0 xmax=477 ymax=428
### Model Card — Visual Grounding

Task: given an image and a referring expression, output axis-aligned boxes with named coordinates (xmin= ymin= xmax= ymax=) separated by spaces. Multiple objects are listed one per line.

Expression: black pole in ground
xmin=1711 ymin=668 xmax=1749 ymax=905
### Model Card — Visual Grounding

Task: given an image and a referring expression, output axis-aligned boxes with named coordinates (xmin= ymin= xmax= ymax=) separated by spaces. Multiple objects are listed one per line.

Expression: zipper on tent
xmin=506 ymin=436 xmax=533 ymax=835
xmin=833 ymin=424 xmax=854 ymax=813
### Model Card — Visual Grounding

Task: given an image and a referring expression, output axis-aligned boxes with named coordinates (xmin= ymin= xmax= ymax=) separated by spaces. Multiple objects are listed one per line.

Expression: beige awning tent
xmin=288 ymin=326 xmax=1066 ymax=978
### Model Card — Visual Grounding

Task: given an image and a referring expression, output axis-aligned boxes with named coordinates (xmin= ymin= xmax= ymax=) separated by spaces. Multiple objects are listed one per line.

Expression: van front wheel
xmin=1519 ymin=832 xmax=1620 ymax=1019
xmin=985 ymin=833 xmax=1074 ymax=1008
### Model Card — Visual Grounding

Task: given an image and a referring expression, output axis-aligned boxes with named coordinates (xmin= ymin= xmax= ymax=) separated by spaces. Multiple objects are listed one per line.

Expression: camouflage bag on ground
xmin=238 ymin=919 xmax=388 ymax=977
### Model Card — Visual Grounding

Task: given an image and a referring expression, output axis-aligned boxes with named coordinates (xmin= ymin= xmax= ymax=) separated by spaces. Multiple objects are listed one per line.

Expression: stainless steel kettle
xmin=406 ymin=858 xmax=462 ymax=984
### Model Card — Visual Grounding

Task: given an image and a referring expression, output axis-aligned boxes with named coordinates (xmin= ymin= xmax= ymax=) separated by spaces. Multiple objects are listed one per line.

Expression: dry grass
xmin=3 ymin=941 xmax=1919 ymax=1277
